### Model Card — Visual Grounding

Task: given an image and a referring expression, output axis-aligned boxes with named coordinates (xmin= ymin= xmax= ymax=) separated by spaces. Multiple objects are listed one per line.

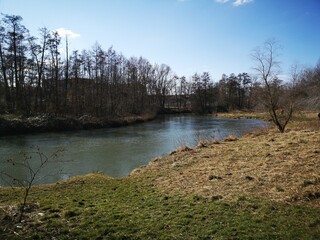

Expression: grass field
xmin=1 ymin=112 xmax=319 ymax=239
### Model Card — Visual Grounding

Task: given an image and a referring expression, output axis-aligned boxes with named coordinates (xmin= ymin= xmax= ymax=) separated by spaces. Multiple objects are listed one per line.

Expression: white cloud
xmin=55 ymin=27 xmax=80 ymax=39
xmin=215 ymin=0 xmax=254 ymax=6
xmin=233 ymin=0 xmax=254 ymax=7
xmin=215 ymin=0 xmax=230 ymax=3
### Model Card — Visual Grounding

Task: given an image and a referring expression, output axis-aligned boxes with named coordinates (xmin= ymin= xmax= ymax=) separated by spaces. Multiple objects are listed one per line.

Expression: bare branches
xmin=252 ymin=39 xmax=293 ymax=133
xmin=251 ymin=39 xmax=281 ymax=83
xmin=0 ymin=146 xmax=64 ymax=222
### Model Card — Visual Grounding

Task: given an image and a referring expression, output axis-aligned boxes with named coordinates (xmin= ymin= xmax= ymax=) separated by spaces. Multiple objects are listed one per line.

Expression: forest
xmin=0 ymin=14 xmax=319 ymax=119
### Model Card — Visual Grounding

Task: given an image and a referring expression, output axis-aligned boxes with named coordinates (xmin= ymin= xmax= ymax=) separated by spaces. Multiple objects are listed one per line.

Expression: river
xmin=0 ymin=115 xmax=267 ymax=186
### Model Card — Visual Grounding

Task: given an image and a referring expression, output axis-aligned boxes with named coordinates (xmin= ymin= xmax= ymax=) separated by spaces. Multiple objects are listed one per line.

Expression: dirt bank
xmin=0 ymin=113 xmax=156 ymax=135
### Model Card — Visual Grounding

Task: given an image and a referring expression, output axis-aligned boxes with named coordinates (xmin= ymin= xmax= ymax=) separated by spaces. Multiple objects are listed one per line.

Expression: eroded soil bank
xmin=0 ymin=112 xmax=156 ymax=135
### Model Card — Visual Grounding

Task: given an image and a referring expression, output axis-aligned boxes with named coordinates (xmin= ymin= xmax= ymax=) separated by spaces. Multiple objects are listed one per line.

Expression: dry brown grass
xmin=132 ymin=113 xmax=320 ymax=206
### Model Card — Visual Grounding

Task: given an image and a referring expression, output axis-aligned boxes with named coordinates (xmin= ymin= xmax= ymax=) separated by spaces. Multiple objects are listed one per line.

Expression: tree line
xmin=0 ymin=14 xmax=319 ymax=119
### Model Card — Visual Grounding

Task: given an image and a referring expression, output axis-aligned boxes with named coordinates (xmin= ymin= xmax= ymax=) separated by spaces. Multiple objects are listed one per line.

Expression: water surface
xmin=0 ymin=115 xmax=267 ymax=186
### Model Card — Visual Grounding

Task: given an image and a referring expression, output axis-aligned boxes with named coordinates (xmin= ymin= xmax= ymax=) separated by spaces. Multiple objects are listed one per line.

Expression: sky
xmin=0 ymin=0 xmax=320 ymax=81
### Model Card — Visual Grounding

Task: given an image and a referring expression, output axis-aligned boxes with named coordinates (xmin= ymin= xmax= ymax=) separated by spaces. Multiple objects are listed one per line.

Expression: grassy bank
xmin=1 ymin=112 xmax=319 ymax=239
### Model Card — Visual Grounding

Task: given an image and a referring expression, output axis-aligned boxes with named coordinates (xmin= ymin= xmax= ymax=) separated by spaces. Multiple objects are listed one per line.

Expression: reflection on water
xmin=0 ymin=115 xmax=267 ymax=185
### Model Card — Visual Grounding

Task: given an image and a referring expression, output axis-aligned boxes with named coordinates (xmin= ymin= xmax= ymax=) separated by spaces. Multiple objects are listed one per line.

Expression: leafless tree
xmin=0 ymin=14 xmax=29 ymax=113
xmin=3 ymin=14 xmax=314 ymax=122
xmin=0 ymin=146 xmax=64 ymax=222
xmin=252 ymin=39 xmax=294 ymax=133
xmin=29 ymin=27 xmax=51 ymax=112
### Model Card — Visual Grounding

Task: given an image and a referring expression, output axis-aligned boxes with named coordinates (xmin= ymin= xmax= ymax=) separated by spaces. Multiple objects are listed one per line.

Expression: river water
xmin=0 ymin=115 xmax=267 ymax=186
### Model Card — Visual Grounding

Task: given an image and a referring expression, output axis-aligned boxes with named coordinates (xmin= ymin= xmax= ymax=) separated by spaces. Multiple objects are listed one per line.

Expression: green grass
xmin=1 ymin=173 xmax=319 ymax=240
xmin=1 ymin=112 xmax=319 ymax=239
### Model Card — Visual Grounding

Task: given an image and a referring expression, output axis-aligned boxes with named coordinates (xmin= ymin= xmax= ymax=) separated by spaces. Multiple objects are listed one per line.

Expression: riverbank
xmin=0 ymin=112 xmax=156 ymax=135
xmin=0 ymin=111 xmax=265 ymax=136
xmin=132 ymin=112 xmax=320 ymax=205
xmin=0 ymin=112 xmax=319 ymax=239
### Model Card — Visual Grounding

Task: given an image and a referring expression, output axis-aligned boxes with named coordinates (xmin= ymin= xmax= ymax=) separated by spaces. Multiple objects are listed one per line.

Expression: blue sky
xmin=1 ymin=0 xmax=320 ymax=80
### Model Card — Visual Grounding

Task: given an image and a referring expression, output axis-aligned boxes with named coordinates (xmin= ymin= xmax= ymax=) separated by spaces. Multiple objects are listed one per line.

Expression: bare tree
xmin=1 ymin=14 xmax=29 ymax=112
xmin=252 ymin=39 xmax=294 ymax=133
xmin=292 ymin=62 xmax=320 ymax=111
xmin=0 ymin=146 xmax=64 ymax=222
xmin=29 ymin=27 xmax=51 ymax=112
xmin=48 ymin=31 xmax=61 ymax=114
xmin=0 ymin=22 xmax=10 ymax=111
